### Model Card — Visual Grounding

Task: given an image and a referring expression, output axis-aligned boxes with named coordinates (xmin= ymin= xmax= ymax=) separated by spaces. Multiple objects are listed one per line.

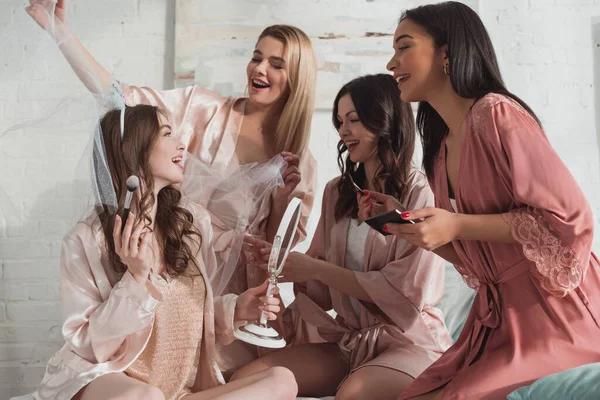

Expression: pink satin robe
xmin=120 ymin=83 xmax=317 ymax=294
xmin=400 ymin=93 xmax=600 ymax=399
xmin=31 ymin=202 xmax=238 ymax=400
xmin=119 ymin=83 xmax=317 ymax=373
xmin=287 ymin=171 xmax=452 ymax=380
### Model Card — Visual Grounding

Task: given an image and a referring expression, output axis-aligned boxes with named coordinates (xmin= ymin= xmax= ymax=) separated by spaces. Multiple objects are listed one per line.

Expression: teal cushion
xmin=507 ymin=363 xmax=600 ymax=400
xmin=438 ymin=263 xmax=476 ymax=342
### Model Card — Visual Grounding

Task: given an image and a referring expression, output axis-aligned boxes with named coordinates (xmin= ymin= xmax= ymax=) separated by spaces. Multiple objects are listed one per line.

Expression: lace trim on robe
xmin=454 ymin=263 xmax=481 ymax=291
xmin=502 ymin=207 xmax=582 ymax=297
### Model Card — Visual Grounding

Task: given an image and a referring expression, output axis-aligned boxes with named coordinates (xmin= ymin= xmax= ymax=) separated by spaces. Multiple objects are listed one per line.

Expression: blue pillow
xmin=438 ymin=263 xmax=476 ymax=342
xmin=507 ymin=362 xmax=600 ymax=400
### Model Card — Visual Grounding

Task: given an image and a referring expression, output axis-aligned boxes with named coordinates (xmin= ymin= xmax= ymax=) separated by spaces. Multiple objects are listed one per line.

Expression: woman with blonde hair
xmin=27 ymin=0 xmax=319 ymax=374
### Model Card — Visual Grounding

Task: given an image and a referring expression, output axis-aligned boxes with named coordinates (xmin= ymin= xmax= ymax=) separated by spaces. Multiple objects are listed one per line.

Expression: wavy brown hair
xmin=332 ymin=74 xmax=415 ymax=221
xmin=96 ymin=104 xmax=201 ymax=277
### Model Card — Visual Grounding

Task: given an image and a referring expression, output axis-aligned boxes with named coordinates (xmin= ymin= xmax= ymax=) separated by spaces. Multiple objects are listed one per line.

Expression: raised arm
xmin=27 ymin=0 xmax=112 ymax=93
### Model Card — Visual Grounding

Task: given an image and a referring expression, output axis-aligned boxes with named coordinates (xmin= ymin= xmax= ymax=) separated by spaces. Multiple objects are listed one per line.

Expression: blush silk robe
xmin=287 ymin=171 xmax=452 ymax=382
xmin=29 ymin=203 xmax=237 ymax=400
xmin=400 ymin=93 xmax=600 ymax=400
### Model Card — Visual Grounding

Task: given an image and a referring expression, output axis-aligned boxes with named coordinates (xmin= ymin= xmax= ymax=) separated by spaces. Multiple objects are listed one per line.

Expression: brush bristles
xmin=126 ymin=175 xmax=140 ymax=192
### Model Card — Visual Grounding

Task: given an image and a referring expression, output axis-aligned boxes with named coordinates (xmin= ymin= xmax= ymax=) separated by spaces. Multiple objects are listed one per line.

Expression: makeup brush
xmin=121 ymin=175 xmax=140 ymax=229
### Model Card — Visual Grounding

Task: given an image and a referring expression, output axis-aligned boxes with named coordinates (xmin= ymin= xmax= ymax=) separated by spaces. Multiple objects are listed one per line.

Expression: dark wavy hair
xmin=332 ymin=74 xmax=415 ymax=221
xmin=400 ymin=1 xmax=540 ymax=180
xmin=97 ymin=104 xmax=201 ymax=277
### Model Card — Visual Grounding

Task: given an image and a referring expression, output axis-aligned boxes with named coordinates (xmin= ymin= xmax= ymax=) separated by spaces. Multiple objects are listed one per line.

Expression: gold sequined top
xmin=126 ymin=272 xmax=206 ymax=400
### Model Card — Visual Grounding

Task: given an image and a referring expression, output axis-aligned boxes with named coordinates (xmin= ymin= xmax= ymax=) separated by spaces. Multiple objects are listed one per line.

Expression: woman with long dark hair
xmin=361 ymin=2 xmax=600 ymax=399
xmin=231 ymin=74 xmax=451 ymax=400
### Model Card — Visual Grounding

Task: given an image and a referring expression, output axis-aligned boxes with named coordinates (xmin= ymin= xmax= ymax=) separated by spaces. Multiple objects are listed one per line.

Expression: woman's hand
xmin=278 ymin=252 xmax=317 ymax=283
xmin=113 ymin=213 xmax=153 ymax=286
xmin=242 ymin=236 xmax=316 ymax=283
xmin=276 ymin=152 xmax=301 ymax=200
xmin=235 ymin=280 xmax=281 ymax=322
xmin=357 ymin=190 xmax=405 ymax=221
xmin=26 ymin=0 xmax=67 ymax=32
xmin=384 ymin=207 xmax=461 ymax=251
xmin=242 ymin=234 xmax=272 ymax=268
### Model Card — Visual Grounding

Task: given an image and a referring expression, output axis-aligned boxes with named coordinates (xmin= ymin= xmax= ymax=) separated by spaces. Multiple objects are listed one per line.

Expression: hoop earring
xmin=443 ymin=64 xmax=449 ymax=75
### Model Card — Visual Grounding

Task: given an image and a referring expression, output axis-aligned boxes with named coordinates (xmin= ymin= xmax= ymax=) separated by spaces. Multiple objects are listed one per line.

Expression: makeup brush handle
xmin=121 ymin=208 xmax=130 ymax=232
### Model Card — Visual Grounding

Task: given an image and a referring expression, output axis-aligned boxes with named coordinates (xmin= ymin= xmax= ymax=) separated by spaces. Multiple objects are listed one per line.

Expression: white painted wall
xmin=0 ymin=1 xmax=174 ymax=397
xmin=1 ymin=0 xmax=599 ymax=397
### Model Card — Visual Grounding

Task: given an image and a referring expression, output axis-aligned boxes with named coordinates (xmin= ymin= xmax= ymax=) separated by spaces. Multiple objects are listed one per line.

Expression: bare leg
xmin=335 ymin=366 xmax=414 ymax=400
xmin=407 ymin=388 xmax=444 ymax=400
xmin=182 ymin=367 xmax=297 ymax=400
xmin=230 ymin=343 xmax=348 ymax=397
xmin=74 ymin=373 xmax=165 ymax=400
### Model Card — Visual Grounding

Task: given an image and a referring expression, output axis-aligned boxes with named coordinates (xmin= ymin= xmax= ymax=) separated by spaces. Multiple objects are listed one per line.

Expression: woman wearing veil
xmin=25 ymin=0 xmax=317 ymax=295
xmin=26 ymin=0 xmax=318 ymax=375
xmin=9 ymin=100 xmax=297 ymax=400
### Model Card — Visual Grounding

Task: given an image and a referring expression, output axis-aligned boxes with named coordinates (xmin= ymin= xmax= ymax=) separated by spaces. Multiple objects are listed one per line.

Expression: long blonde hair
xmin=257 ymin=25 xmax=317 ymax=156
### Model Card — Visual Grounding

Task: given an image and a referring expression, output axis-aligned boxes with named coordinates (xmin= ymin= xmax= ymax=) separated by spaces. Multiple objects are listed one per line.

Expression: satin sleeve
xmin=119 ymin=82 xmax=226 ymax=152
xmin=480 ymin=98 xmax=594 ymax=296
xmin=60 ymin=234 xmax=162 ymax=364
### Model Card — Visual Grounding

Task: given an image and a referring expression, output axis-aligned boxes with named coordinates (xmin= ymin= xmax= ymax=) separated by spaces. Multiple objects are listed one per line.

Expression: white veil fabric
xmin=182 ymin=153 xmax=285 ymax=296
xmin=0 ymin=0 xmax=119 ymax=230
xmin=0 ymin=0 xmax=286 ymax=296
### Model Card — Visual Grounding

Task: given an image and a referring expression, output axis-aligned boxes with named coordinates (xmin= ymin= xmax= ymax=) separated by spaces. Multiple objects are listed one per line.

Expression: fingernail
xmin=383 ymin=224 xmax=389 ymax=233
xmin=401 ymin=212 xmax=410 ymax=218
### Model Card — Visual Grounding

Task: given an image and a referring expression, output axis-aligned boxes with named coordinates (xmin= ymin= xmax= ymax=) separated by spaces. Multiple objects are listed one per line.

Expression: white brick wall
xmin=1 ymin=0 xmax=599 ymax=398
xmin=0 ymin=0 xmax=173 ymax=397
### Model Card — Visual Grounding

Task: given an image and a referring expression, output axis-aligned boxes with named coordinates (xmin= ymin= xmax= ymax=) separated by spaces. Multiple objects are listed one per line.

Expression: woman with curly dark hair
xmin=232 ymin=74 xmax=451 ymax=400
xmin=25 ymin=104 xmax=296 ymax=400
